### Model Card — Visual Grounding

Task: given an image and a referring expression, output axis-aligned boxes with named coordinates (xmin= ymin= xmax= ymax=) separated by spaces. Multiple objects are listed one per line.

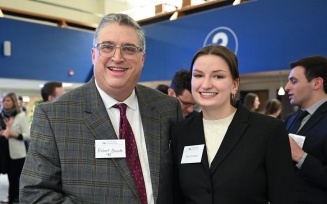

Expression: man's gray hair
xmin=93 ymin=13 xmax=146 ymax=51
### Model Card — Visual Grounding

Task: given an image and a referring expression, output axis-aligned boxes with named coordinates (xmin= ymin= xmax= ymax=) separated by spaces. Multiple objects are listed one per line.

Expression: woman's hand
xmin=2 ymin=117 xmax=14 ymax=139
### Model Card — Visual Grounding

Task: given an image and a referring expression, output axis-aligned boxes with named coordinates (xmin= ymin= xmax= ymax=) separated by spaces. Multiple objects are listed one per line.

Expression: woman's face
xmin=254 ymin=96 xmax=260 ymax=110
xmin=191 ymin=55 xmax=239 ymax=110
xmin=3 ymin=96 xmax=14 ymax=110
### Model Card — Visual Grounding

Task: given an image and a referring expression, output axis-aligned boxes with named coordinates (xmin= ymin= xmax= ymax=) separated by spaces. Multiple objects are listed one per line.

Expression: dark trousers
xmin=7 ymin=157 xmax=25 ymax=203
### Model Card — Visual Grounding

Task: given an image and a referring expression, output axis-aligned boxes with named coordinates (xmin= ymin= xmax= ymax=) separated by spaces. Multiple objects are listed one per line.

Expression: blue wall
xmin=142 ymin=0 xmax=327 ymax=81
xmin=0 ymin=18 xmax=94 ymax=82
xmin=1 ymin=0 xmax=327 ymax=83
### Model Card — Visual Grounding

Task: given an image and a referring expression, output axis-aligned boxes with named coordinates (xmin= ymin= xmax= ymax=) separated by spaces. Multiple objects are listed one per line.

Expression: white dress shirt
xmin=95 ymin=80 xmax=154 ymax=204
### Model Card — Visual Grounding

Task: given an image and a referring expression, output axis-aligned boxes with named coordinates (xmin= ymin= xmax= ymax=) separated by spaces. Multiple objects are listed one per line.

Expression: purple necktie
xmin=113 ymin=103 xmax=147 ymax=204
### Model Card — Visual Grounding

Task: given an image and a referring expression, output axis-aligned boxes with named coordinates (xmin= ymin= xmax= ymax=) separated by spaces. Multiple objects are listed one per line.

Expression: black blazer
xmin=285 ymin=101 xmax=327 ymax=203
xmin=172 ymin=103 xmax=296 ymax=204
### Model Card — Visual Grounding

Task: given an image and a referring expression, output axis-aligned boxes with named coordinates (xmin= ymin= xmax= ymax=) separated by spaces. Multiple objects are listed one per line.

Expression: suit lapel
xmin=286 ymin=113 xmax=297 ymax=132
xmin=135 ymin=85 xmax=161 ymax=201
xmin=209 ymin=103 xmax=249 ymax=174
xmin=83 ymin=78 xmax=140 ymax=198
xmin=298 ymin=101 xmax=327 ymax=136
xmin=83 ymin=78 xmax=117 ymax=140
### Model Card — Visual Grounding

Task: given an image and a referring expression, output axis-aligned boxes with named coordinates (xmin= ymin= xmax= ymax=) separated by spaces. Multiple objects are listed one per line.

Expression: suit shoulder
xmin=136 ymin=84 xmax=179 ymax=104
xmin=173 ymin=113 xmax=198 ymax=127
xmin=36 ymin=83 xmax=89 ymax=110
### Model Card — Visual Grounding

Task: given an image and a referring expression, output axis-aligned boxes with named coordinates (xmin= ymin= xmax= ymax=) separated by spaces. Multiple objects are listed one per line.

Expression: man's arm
xmin=290 ymin=136 xmax=327 ymax=190
xmin=19 ymin=105 xmax=78 ymax=203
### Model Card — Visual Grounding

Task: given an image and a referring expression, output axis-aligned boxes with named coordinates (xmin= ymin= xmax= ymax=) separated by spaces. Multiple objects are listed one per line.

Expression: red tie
xmin=113 ymin=103 xmax=147 ymax=204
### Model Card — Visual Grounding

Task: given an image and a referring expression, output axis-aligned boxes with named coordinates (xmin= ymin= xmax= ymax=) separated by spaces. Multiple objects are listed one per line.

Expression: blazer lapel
xmin=209 ymin=103 xmax=249 ymax=174
xmin=83 ymin=78 xmax=140 ymax=198
xmin=135 ymin=85 xmax=161 ymax=201
xmin=190 ymin=113 xmax=211 ymax=173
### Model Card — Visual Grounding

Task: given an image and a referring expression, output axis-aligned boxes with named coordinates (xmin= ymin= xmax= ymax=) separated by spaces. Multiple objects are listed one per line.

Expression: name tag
xmin=181 ymin=144 xmax=204 ymax=164
xmin=95 ymin=140 xmax=126 ymax=158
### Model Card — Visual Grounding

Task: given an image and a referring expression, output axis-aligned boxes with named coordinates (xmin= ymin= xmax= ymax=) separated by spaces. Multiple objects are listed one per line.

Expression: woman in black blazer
xmin=171 ymin=45 xmax=296 ymax=204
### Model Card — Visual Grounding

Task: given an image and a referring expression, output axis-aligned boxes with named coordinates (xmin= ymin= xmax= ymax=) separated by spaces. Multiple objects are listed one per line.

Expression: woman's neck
xmin=202 ymin=105 xmax=236 ymax=120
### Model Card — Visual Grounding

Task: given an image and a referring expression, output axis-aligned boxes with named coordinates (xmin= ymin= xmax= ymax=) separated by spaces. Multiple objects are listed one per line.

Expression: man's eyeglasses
xmin=94 ymin=43 xmax=143 ymax=59
xmin=177 ymin=96 xmax=196 ymax=108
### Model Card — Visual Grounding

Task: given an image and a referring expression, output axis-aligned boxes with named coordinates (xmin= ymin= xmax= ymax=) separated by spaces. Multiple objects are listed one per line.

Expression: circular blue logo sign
xmin=203 ymin=26 xmax=238 ymax=54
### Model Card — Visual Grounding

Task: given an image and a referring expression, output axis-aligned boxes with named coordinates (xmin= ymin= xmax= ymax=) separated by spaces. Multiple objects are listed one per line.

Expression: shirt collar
xmin=303 ymin=97 xmax=327 ymax=115
xmin=95 ymin=79 xmax=137 ymax=110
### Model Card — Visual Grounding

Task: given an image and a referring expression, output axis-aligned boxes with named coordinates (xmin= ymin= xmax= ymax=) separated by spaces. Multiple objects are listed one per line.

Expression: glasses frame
xmin=94 ymin=42 xmax=144 ymax=59
xmin=177 ymin=96 xmax=196 ymax=108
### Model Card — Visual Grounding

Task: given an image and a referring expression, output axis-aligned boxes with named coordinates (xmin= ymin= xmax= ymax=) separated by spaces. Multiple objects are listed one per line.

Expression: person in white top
xmin=1 ymin=92 xmax=30 ymax=204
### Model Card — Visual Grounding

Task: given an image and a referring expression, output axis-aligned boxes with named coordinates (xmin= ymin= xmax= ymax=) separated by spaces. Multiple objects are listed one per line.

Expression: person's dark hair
xmin=189 ymin=44 xmax=239 ymax=106
xmin=156 ymin=84 xmax=169 ymax=94
xmin=265 ymin=99 xmax=282 ymax=116
xmin=93 ymin=13 xmax=145 ymax=52
xmin=18 ymin=96 xmax=23 ymax=101
xmin=41 ymin=81 xmax=63 ymax=102
xmin=290 ymin=55 xmax=327 ymax=93
xmin=243 ymin=93 xmax=258 ymax=112
xmin=170 ymin=69 xmax=192 ymax=96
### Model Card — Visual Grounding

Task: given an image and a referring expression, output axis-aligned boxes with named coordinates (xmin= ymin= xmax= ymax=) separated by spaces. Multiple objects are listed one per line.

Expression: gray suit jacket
xmin=20 ymin=78 xmax=183 ymax=204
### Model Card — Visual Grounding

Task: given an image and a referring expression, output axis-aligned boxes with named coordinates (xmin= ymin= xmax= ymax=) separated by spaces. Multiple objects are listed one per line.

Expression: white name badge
xmin=95 ymin=140 xmax=126 ymax=158
xmin=181 ymin=144 xmax=205 ymax=164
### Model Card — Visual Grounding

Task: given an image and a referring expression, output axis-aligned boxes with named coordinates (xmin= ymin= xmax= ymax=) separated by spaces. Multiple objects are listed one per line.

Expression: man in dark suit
xmin=285 ymin=55 xmax=327 ymax=203
xmin=168 ymin=69 xmax=197 ymax=118
xmin=20 ymin=13 xmax=182 ymax=203
xmin=40 ymin=81 xmax=65 ymax=102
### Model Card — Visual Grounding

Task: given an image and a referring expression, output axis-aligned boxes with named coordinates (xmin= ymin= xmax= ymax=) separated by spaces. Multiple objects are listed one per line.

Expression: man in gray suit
xmin=20 ymin=13 xmax=182 ymax=204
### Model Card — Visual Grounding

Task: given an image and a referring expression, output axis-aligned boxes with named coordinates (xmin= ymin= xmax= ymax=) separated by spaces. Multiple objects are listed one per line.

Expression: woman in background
xmin=0 ymin=117 xmax=13 ymax=176
xmin=265 ymin=98 xmax=282 ymax=119
xmin=1 ymin=92 xmax=30 ymax=204
xmin=243 ymin=92 xmax=260 ymax=112
xmin=171 ymin=45 xmax=296 ymax=204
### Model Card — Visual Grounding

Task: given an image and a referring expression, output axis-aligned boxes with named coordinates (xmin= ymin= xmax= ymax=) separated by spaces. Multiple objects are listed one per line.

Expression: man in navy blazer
xmin=20 ymin=13 xmax=183 ymax=203
xmin=285 ymin=55 xmax=327 ymax=203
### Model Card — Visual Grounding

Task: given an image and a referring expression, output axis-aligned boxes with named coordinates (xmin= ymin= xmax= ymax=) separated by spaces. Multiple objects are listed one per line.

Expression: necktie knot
xmin=113 ymin=103 xmax=127 ymax=116
xmin=298 ymin=110 xmax=309 ymax=121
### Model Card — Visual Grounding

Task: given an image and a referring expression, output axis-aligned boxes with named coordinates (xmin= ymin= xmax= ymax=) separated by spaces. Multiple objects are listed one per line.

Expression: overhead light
xmin=278 ymin=72 xmax=285 ymax=95
xmin=233 ymin=0 xmax=241 ymax=5
xmin=170 ymin=11 xmax=178 ymax=20
xmin=62 ymin=83 xmax=73 ymax=87
xmin=39 ymin=82 xmax=73 ymax=88
xmin=278 ymin=86 xmax=285 ymax=95
xmin=22 ymin=96 xmax=30 ymax=102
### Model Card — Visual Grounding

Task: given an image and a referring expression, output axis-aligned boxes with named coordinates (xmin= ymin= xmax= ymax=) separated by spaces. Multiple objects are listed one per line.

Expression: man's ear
xmin=48 ymin=95 xmax=54 ymax=101
xmin=312 ymin=77 xmax=324 ymax=90
xmin=168 ymin=88 xmax=176 ymax=97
